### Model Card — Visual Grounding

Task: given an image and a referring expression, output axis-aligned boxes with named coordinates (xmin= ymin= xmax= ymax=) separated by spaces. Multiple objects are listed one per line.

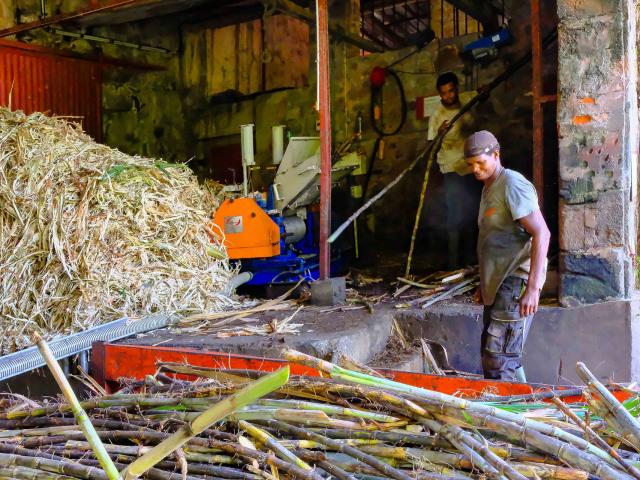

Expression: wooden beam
xmin=444 ymin=0 xmax=499 ymax=33
xmin=271 ymin=0 xmax=383 ymax=52
xmin=0 ymin=0 xmax=137 ymax=38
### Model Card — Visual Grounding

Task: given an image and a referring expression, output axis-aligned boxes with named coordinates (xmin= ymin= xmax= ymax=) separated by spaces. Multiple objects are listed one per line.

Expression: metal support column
xmin=317 ymin=0 xmax=332 ymax=280
xmin=531 ymin=0 xmax=544 ymax=205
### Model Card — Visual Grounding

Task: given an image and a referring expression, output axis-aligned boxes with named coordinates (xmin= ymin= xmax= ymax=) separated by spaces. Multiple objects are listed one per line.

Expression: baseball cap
xmin=464 ymin=130 xmax=500 ymax=158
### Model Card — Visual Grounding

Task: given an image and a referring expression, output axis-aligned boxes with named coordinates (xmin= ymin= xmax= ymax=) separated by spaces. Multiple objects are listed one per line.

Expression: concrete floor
xmin=119 ymin=292 xmax=639 ymax=385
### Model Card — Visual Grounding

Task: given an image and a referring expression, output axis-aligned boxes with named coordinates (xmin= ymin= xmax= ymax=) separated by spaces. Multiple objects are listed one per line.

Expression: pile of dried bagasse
xmin=0 ymin=108 xmax=236 ymax=354
xmin=1 ymin=350 xmax=639 ymax=480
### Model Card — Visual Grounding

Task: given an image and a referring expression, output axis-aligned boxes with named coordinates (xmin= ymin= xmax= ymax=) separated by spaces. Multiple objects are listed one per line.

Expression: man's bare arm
xmin=518 ymin=209 xmax=551 ymax=317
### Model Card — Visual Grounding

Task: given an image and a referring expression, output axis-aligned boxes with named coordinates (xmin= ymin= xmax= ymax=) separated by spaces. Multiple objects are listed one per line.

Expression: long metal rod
xmin=317 ymin=0 xmax=332 ymax=280
xmin=531 ymin=0 xmax=544 ymax=205
xmin=0 ymin=0 xmax=137 ymax=38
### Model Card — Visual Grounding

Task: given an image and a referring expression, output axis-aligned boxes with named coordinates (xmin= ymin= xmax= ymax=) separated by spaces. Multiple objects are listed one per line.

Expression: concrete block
xmin=558 ymin=0 xmax=622 ymax=20
xmin=559 ymin=202 xmax=585 ymax=251
xmin=559 ymin=249 xmax=626 ymax=306
xmin=584 ymin=190 xmax=625 ymax=249
xmin=311 ymin=277 xmax=346 ymax=306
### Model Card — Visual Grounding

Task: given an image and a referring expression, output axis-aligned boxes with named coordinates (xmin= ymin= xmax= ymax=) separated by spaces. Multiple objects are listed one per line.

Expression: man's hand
xmin=438 ymin=120 xmax=450 ymax=134
xmin=519 ymin=286 xmax=541 ymax=318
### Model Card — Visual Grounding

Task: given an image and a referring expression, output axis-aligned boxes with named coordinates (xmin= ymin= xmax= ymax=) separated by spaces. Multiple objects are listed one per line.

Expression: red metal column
xmin=531 ymin=0 xmax=544 ymax=205
xmin=317 ymin=0 xmax=332 ymax=280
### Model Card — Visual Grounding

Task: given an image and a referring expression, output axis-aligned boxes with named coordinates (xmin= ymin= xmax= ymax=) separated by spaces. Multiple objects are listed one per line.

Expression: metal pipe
xmin=0 ymin=313 xmax=175 ymax=382
xmin=0 ymin=0 xmax=137 ymax=38
xmin=272 ymin=125 xmax=285 ymax=165
xmin=0 ymin=272 xmax=252 ymax=382
xmin=51 ymin=28 xmax=172 ymax=55
xmin=316 ymin=0 xmax=332 ymax=280
xmin=531 ymin=0 xmax=544 ymax=206
xmin=240 ymin=124 xmax=255 ymax=197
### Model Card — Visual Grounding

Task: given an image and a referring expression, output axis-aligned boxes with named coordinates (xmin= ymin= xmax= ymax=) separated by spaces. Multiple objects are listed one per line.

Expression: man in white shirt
xmin=427 ymin=72 xmax=480 ymax=268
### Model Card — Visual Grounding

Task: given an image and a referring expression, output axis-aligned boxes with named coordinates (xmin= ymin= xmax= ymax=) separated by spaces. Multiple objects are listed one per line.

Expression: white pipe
xmin=272 ymin=125 xmax=285 ymax=164
xmin=240 ymin=124 xmax=255 ymax=196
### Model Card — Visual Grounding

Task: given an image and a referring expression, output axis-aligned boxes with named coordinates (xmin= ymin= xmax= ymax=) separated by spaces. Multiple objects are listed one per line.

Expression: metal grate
xmin=360 ymin=0 xmax=482 ymax=51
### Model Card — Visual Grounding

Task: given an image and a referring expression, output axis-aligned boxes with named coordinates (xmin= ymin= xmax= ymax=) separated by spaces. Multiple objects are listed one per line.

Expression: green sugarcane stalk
xmin=237 ymin=420 xmax=312 ymax=470
xmin=256 ymin=399 xmax=400 ymax=423
xmin=576 ymin=362 xmax=640 ymax=451
xmin=291 ymin=372 xmax=612 ymax=479
xmin=122 ymin=366 xmax=290 ymax=479
xmin=32 ymin=332 xmax=121 ymax=480
xmin=264 ymin=419 xmax=413 ymax=480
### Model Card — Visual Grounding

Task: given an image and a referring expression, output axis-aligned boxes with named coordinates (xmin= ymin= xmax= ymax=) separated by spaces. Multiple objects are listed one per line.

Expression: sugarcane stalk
xmin=419 ymin=417 xmax=508 ymax=480
xmin=122 ymin=366 xmax=290 ymax=479
xmin=0 ymin=452 xmax=108 ymax=480
xmin=293 ymin=449 xmax=358 ymax=480
xmin=308 ymin=428 xmax=451 ymax=448
xmin=0 ymin=465 xmax=78 ymax=480
xmin=237 ymin=420 xmax=312 ymax=470
xmin=32 ymin=332 xmax=121 ymax=480
xmin=74 ymin=459 xmax=204 ymax=480
xmin=256 ymin=399 xmax=400 ymax=423
xmin=551 ymin=396 xmax=640 ymax=479
xmin=436 ymin=410 xmax=632 ymax=480
xmin=281 ymin=350 xmax=616 ymax=466
xmin=576 ymin=362 xmax=640 ymax=451
xmin=509 ymin=462 xmax=588 ymax=480
xmin=263 ymin=419 xmax=413 ymax=480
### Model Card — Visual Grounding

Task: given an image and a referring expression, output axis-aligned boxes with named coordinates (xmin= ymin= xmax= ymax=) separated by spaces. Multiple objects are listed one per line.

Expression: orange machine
xmin=212 ymin=197 xmax=280 ymax=259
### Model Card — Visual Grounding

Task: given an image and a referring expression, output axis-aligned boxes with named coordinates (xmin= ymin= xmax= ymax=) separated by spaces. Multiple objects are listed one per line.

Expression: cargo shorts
xmin=481 ymin=276 xmax=533 ymax=381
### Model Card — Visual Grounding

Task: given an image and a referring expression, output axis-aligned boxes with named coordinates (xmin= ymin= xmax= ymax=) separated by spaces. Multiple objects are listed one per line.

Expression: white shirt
xmin=427 ymin=91 xmax=475 ymax=176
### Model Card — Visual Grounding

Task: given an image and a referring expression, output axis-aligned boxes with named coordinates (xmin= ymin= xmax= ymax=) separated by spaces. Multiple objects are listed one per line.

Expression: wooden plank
xmin=237 ymin=20 xmax=262 ymax=94
xmin=210 ymin=24 xmax=238 ymax=95
xmin=264 ymin=15 xmax=309 ymax=90
xmin=182 ymin=30 xmax=203 ymax=89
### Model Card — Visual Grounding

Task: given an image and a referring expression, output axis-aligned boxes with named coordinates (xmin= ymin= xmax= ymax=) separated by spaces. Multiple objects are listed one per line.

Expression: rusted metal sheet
xmin=91 ymin=343 xmax=629 ymax=404
xmin=317 ymin=0 xmax=332 ymax=280
xmin=531 ymin=0 xmax=544 ymax=205
xmin=0 ymin=40 xmax=102 ymax=141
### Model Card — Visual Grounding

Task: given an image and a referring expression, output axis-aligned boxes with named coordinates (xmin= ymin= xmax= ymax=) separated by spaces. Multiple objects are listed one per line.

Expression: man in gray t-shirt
xmin=464 ymin=131 xmax=550 ymax=382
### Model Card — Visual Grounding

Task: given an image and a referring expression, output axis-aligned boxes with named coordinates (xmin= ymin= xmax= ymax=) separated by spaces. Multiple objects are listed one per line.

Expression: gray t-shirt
xmin=477 ymin=168 xmax=544 ymax=306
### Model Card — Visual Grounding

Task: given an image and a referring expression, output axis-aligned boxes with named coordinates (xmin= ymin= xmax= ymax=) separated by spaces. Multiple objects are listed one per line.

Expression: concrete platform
xmin=117 ymin=294 xmax=640 ymax=385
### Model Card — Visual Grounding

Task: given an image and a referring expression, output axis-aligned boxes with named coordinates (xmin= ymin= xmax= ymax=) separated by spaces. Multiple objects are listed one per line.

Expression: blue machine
xmin=214 ymin=135 xmax=357 ymax=288
xmin=463 ymin=28 xmax=512 ymax=61
xmin=240 ymin=189 xmax=322 ymax=286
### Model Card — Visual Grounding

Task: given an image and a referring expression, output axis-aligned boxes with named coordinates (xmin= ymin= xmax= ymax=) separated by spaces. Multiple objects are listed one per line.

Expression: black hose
xmin=362 ymin=69 xmax=408 ymax=203
xmin=370 ymin=69 xmax=407 ymax=137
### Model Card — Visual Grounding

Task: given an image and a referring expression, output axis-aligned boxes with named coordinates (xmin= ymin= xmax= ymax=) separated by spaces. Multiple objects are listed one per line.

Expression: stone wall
xmin=557 ymin=0 xmax=638 ymax=306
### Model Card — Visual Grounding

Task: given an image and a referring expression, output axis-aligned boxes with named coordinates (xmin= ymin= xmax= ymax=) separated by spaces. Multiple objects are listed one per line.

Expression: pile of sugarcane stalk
xmin=1 ymin=350 xmax=640 ymax=480
xmin=394 ymin=267 xmax=479 ymax=308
